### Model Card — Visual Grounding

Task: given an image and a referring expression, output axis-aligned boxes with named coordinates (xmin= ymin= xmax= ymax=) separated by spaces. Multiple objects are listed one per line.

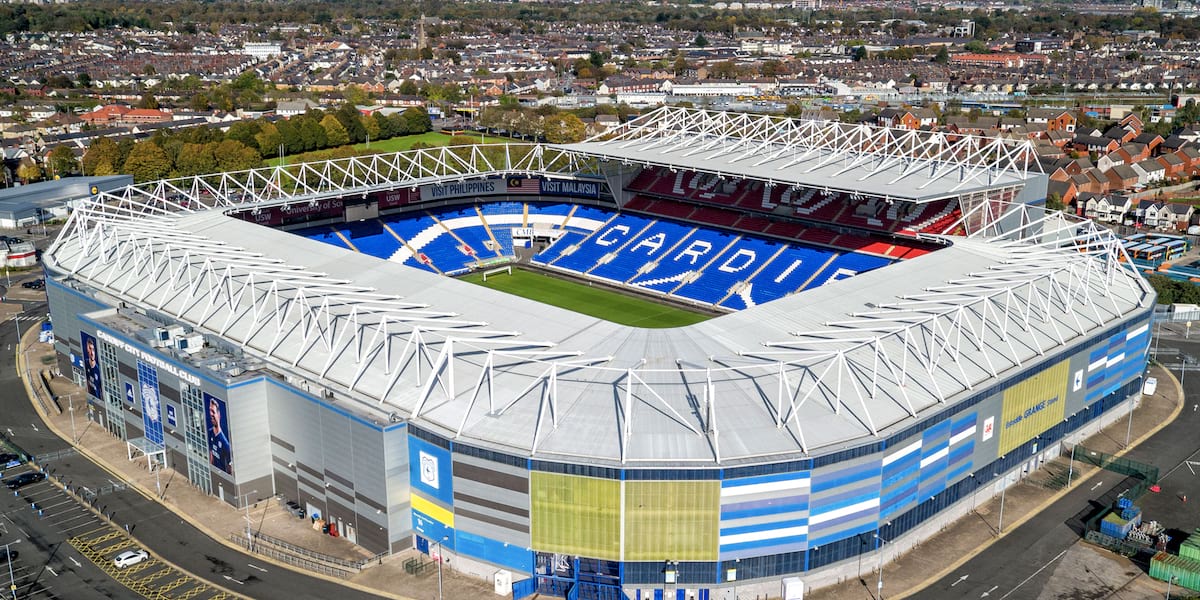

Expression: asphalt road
xmin=921 ymin=341 xmax=1200 ymax=600
xmin=0 ymin=298 xmax=389 ymax=600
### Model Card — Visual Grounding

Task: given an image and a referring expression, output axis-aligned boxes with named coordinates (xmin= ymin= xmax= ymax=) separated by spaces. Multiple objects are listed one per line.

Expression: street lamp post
xmin=435 ymin=535 xmax=449 ymax=600
xmin=63 ymin=392 xmax=80 ymax=444
xmin=875 ymin=524 xmax=892 ymax=600
xmin=3 ymin=539 xmax=20 ymax=600
xmin=236 ymin=490 xmax=259 ymax=553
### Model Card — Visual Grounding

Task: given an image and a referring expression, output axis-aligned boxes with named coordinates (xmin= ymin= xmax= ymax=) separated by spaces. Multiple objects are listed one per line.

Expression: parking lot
xmin=3 ymin=459 xmax=239 ymax=600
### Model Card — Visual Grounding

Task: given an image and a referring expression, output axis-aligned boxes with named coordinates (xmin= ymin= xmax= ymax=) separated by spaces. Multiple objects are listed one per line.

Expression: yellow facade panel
xmin=998 ymin=359 xmax=1069 ymax=456
xmin=624 ymin=480 xmax=719 ymax=561
xmin=530 ymin=472 xmax=621 ymax=560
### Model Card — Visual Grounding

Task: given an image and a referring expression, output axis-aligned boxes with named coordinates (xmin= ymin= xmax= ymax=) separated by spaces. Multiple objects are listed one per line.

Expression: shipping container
xmin=1151 ymin=552 xmax=1200 ymax=591
xmin=1181 ymin=529 xmax=1200 ymax=562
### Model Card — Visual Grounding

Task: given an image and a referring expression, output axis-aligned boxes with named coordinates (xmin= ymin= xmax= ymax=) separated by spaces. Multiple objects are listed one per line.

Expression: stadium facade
xmin=44 ymin=108 xmax=1154 ymax=599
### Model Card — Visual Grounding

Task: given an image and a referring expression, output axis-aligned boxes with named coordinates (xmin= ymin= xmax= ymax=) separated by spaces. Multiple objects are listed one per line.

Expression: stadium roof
xmin=559 ymin=106 xmax=1043 ymax=203
xmin=47 ymin=202 xmax=1152 ymax=467
xmin=44 ymin=140 xmax=1151 ymax=467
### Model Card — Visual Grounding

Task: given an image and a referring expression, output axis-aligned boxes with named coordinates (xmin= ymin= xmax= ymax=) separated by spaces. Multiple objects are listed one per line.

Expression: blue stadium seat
xmin=588 ymin=219 xmax=694 ymax=282
xmin=673 ymin=236 xmax=778 ymax=304
xmin=530 ymin=202 xmax=573 ymax=217
xmin=330 ymin=220 xmax=403 ymax=259
xmin=408 ymin=230 xmax=478 ymax=275
xmin=628 ymin=228 xmax=740 ymax=293
xmin=382 ymin=213 xmax=438 ymax=245
xmin=551 ymin=213 xmax=654 ymax=272
xmin=806 ymin=252 xmax=892 ymax=288
xmin=295 ymin=226 xmax=354 ymax=251
xmin=726 ymin=244 xmax=840 ymax=308
xmin=532 ymin=231 xmax=588 ymax=265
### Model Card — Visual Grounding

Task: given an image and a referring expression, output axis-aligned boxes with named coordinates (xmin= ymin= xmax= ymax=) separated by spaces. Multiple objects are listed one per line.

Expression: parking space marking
xmin=69 ymin=531 xmax=244 ymax=600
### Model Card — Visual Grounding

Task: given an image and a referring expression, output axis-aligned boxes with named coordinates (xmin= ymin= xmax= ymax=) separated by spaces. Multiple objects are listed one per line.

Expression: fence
xmin=1085 ymin=529 xmax=1152 ymax=557
xmin=229 ymin=533 xmax=355 ymax=579
xmin=245 ymin=529 xmax=386 ymax=570
xmin=1074 ymin=444 xmax=1159 ymax=501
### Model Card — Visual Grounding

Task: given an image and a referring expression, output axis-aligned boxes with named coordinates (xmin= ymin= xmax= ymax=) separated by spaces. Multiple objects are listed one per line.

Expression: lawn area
xmin=267 ymin=131 xmax=517 ymax=166
xmin=459 ymin=268 xmax=712 ymax=329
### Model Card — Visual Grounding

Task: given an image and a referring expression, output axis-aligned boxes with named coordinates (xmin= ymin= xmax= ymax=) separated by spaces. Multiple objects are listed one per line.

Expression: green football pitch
xmin=459 ymin=268 xmax=712 ymax=328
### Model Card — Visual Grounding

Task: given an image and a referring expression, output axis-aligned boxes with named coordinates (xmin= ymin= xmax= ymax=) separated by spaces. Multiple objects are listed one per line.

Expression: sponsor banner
xmin=374 ymin=188 xmax=420 ymax=210
xmin=231 ymin=199 xmax=345 ymax=227
xmin=539 ymin=178 xmax=599 ymax=199
xmin=137 ymin=361 xmax=164 ymax=448
xmin=204 ymin=393 xmax=233 ymax=474
xmin=998 ymin=359 xmax=1068 ymax=456
xmin=80 ymin=331 xmax=102 ymax=401
xmin=420 ymin=178 xmax=503 ymax=201
xmin=166 ymin=404 xmax=177 ymax=428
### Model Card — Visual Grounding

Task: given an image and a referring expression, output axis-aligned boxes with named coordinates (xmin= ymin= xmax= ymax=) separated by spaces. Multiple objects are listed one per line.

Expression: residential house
xmin=1075 ymin=134 xmax=1119 ymax=154
xmin=277 ymin=99 xmax=322 ymax=117
xmin=1156 ymin=153 xmax=1187 ymax=180
xmin=1162 ymin=202 xmax=1194 ymax=231
xmin=875 ymin=107 xmax=938 ymax=130
xmin=1131 ymin=158 xmax=1166 ymax=186
xmin=1105 ymin=164 xmax=1140 ymax=190
xmin=1026 ymin=108 xmax=1076 ymax=132
xmin=1137 ymin=199 xmax=1166 ymax=228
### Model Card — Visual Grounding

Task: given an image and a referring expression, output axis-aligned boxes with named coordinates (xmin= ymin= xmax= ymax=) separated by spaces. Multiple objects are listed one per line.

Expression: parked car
xmin=21 ymin=279 xmax=44 ymax=290
xmin=285 ymin=500 xmax=306 ymax=518
xmin=4 ymin=472 xmax=45 ymax=490
xmin=0 ymin=452 xmax=21 ymax=465
xmin=113 ymin=549 xmax=148 ymax=568
xmin=0 ymin=549 xmax=16 ymax=564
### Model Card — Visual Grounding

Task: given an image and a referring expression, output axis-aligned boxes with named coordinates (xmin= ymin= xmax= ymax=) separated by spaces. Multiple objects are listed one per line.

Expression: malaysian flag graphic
xmin=506 ymin=177 xmax=541 ymax=195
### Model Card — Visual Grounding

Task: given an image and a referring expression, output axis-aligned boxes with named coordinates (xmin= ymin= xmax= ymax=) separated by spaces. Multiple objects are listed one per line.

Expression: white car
xmin=113 ymin=549 xmax=149 ymax=568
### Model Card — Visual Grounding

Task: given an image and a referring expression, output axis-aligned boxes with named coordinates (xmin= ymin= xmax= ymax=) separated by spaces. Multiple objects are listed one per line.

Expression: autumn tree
xmin=320 ymin=114 xmax=350 ymax=147
xmin=122 ymin=140 xmax=172 ymax=182
xmin=81 ymin=137 xmax=120 ymax=176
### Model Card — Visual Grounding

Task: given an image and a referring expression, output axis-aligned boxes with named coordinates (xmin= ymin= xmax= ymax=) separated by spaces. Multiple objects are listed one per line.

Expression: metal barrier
xmin=229 ymin=534 xmax=354 ymax=579
xmin=243 ymin=530 xmax=365 ymax=570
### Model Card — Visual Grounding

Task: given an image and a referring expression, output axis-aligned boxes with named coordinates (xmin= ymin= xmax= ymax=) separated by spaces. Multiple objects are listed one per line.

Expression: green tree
xmin=320 ymin=114 xmax=350 ymax=146
xmin=173 ymin=142 xmax=217 ymax=177
xmin=933 ymin=46 xmax=950 ymax=64
xmin=254 ymin=122 xmax=283 ymax=157
xmin=122 ymin=141 xmax=172 ymax=182
xmin=398 ymin=80 xmax=419 ymax=96
xmin=214 ymin=140 xmax=262 ymax=172
xmin=47 ymin=145 xmax=78 ymax=177
xmin=81 ymin=137 xmax=120 ymax=176
xmin=401 ymin=107 xmax=432 ymax=134
xmin=138 ymin=92 xmax=159 ymax=110
xmin=694 ymin=33 xmax=708 ymax=48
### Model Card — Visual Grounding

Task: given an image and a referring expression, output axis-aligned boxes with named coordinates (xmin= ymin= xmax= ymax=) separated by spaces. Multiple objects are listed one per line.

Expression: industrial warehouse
xmin=42 ymin=107 xmax=1155 ymax=600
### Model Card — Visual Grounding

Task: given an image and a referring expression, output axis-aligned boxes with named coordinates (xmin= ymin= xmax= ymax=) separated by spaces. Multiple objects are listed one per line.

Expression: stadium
xmin=44 ymin=107 xmax=1155 ymax=599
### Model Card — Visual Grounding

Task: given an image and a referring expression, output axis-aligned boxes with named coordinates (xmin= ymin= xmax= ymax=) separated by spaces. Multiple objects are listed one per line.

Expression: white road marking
xmin=69 ymin=556 xmax=81 ymax=568
xmin=247 ymin=563 xmax=267 ymax=572
xmin=29 ymin=424 xmax=37 ymax=432
xmin=223 ymin=575 xmax=244 ymax=585
xmin=998 ymin=548 xmax=1069 ymax=600
xmin=1091 ymin=481 xmax=1103 ymax=491
xmin=980 ymin=584 xmax=998 ymax=597
xmin=46 ymin=566 xmax=56 ymax=577
xmin=951 ymin=574 xmax=969 ymax=587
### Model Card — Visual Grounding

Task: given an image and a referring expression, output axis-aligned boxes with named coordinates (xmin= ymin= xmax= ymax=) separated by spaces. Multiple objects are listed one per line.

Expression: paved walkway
xmin=19 ymin=324 xmax=496 ymax=600
xmin=807 ymin=363 xmax=1182 ymax=600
